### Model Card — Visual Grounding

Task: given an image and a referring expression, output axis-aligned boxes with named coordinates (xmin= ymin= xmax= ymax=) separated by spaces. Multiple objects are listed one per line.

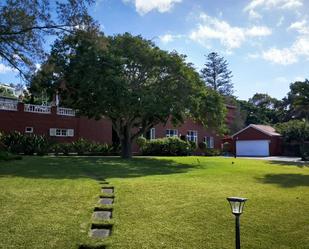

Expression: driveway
xmin=237 ymin=156 xmax=303 ymax=162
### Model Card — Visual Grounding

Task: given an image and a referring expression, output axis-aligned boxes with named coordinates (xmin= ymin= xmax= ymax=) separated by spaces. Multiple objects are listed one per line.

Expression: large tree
xmin=0 ymin=0 xmax=96 ymax=79
xmin=31 ymin=32 xmax=227 ymax=158
xmin=200 ymin=52 xmax=233 ymax=96
xmin=285 ymin=80 xmax=309 ymax=120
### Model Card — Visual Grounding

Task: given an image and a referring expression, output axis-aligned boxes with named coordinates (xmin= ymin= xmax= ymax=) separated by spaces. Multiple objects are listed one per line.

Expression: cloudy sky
xmin=1 ymin=0 xmax=309 ymax=100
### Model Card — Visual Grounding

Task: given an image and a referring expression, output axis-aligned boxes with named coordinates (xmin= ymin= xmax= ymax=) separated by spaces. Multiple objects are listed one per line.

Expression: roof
xmin=232 ymin=124 xmax=281 ymax=138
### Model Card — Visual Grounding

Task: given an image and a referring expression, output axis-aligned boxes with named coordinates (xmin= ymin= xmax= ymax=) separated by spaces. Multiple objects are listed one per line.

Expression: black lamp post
xmin=227 ymin=197 xmax=248 ymax=249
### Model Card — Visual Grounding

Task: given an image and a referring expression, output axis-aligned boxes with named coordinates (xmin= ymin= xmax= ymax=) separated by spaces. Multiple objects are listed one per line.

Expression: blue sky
xmin=1 ymin=0 xmax=308 ymax=100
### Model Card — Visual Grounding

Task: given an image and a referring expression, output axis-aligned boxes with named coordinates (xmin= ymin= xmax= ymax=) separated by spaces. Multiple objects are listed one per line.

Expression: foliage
xmin=141 ymin=137 xmax=194 ymax=156
xmin=0 ymin=150 xmax=22 ymax=161
xmin=0 ymin=86 xmax=15 ymax=98
xmin=1 ymin=131 xmax=50 ymax=155
xmin=200 ymin=52 xmax=233 ymax=96
xmin=300 ymin=143 xmax=309 ymax=161
xmin=198 ymin=141 xmax=221 ymax=156
xmin=0 ymin=0 xmax=96 ymax=79
xmin=136 ymin=136 xmax=147 ymax=149
xmin=285 ymin=80 xmax=309 ymax=120
xmin=30 ymin=32 xmax=226 ymax=158
xmin=275 ymin=120 xmax=309 ymax=143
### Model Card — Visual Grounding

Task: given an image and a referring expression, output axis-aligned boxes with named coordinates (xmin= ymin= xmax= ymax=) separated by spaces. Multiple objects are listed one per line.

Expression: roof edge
xmin=232 ymin=124 xmax=281 ymax=138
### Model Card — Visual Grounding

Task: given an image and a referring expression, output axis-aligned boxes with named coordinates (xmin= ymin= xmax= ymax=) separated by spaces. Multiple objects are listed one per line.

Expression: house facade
xmin=0 ymin=98 xmax=236 ymax=152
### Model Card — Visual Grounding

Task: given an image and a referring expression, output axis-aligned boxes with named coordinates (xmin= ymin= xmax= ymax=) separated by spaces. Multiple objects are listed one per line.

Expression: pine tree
xmin=201 ymin=52 xmax=233 ymax=96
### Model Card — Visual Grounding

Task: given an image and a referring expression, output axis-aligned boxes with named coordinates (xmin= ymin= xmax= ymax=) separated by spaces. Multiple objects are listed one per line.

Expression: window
xmin=50 ymin=128 xmax=74 ymax=137
xmin=187 ymin=130 xmax=198 ymax=142
xmin=166 ymin=129 xmax=178 ymax=137
xmin=25 ymin=127 xmax=33 ymax=133
xmin=150 ymin=128 xmax=155 ymax=140
xmin=204 ymin=136 xmax=214 ymax=148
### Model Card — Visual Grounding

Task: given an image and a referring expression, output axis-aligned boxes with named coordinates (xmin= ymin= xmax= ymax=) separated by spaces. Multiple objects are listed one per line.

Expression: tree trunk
xmin=120 ymin=125 xmax=132 ymax=159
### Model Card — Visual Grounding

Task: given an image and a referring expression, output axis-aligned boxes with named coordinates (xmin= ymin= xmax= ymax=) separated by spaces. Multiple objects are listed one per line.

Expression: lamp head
xmin=227 ymin=197 xmax=248 ymax=215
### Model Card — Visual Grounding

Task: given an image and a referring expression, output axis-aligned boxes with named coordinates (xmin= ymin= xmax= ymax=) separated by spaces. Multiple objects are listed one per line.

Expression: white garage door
xmin=236 ymin=140 xmax=270 ymax=156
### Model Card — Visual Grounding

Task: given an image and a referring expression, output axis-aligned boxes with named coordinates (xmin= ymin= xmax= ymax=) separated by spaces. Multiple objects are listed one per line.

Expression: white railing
xmin=57 ymin=107 xmax=75 ymax=116
xmin=0 ymin=100 xmax=18 ymax=111
xmin=24 ymin=104 xmax=51 ymax=114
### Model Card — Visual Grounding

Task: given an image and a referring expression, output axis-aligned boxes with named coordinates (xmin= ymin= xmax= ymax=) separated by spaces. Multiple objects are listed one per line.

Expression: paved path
xmin=236 ymin=156 xmax=303 ymax=162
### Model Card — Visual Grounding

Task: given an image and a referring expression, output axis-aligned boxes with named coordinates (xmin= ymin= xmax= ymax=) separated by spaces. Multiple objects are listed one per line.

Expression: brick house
xmin=0 ymin=97 xmax=236 ymax=152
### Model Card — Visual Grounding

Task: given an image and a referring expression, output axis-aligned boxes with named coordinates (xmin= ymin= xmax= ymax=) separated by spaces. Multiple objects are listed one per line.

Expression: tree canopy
xmin=200 ymin=52 xmax=233 ymax=96
xmin=30 ymin=31 xmax=227 ymax=158
xmin=0 ymin=0 xmax=96 ymax=79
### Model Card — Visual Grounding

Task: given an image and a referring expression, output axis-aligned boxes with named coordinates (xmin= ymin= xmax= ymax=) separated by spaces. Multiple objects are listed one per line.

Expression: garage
xmin=232 ymin=124 xmax=282 ymax=157
xmin=236 ymin=140 xmax=269 ymax=156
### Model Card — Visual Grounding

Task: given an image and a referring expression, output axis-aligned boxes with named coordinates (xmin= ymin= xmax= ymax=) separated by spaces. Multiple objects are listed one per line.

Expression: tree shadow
xmin=257 ymin=173 xmax=309 ymax=188
xmin=268 ymin=160 xmax=309 ymax=168
xmin=0 ymin=156 xmax=195 ymax=180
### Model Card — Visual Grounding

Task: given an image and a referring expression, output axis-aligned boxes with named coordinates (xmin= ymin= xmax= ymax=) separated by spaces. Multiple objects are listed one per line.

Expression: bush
xmin=141 ymin=137 xmax=194 ymax=156
xmin=300 ymin=143 xmax=309 ymax=161
xmin=198 ymin=142 xmax=221 ymax=156
xmin=0 ymin=150 xmax=22 ymax=161
xmin=203 ymin=148 xmax=221 ymax=156
xmin=72 ymin=138 xmax=91 ymax=155
xmin=1 ymin=131 xmax=50 ymax=155
xmin=136 ymin=136 xmax=147 ymax=149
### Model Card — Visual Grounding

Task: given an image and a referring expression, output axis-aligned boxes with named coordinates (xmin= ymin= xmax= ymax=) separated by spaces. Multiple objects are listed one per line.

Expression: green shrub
xmin=0 ymin=150 xmax=22 ymax=161
xmin=1 ymin=131 xmax=50 ymax=155
xmin=141 ymin=137 xmax=194 ymax=156
xmin=72 ymin=138 xmax=91 ymax=155
xmin=136 ymin=136 xmax=147 ymax=149
xmin=300 ymin=143 xmax=309 ymax=161
xmin=204 ymin=148 xmax=221 ymax=156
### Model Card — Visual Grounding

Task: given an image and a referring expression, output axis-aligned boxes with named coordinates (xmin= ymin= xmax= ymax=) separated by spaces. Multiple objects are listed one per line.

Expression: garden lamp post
xmin=227 ymin=197 xmax=248 ymax=249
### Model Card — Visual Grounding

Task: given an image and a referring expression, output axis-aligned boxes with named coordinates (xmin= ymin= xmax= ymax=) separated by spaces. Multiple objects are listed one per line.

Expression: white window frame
xmin=50 ymin=128 xmax=74 ymax=137
xmin=204 ymin=136 xmax=214 ymax=148
xmin=166 ymin=129 xmax=178 ymax=137
xmin=187 ymin=130 xmax=198 ymax=143
xmin=150 ymin=128 xmax=155 ymax=140
xmin=25 ymin=127 xmax=34 ymax=133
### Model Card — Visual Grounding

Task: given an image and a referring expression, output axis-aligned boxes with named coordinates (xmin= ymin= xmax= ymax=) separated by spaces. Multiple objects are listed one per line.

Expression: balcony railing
xmin=57 ymin=107 xmax=75 ymax=116
xmin=24 ymin=104 xmax=51 ymax=114
xmin=0 ymin=100 xmax=18 ymax=111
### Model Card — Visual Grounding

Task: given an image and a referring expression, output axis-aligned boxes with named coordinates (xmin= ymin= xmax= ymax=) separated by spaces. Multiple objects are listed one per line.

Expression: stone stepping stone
xmin=93 ymin=211 xmax=112 ymax=220
xmin=89 ymin=228 xmax=111 ymax=239
xmin=101 ymin=187 xmax=114 ymax=194
xmin=98 ymin=197 xmax=114 ymax=205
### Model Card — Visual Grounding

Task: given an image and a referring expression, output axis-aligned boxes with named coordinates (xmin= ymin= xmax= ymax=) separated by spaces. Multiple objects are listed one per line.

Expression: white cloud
xmin=159 ymin=34 xmax=182 ymax=44
xmin=123 ymin=0 xmax=182 ymax=15
xmin=288 ymin=19 xmax=309 ymax=34
xmin=262 ymin=36 xmax=309 ymax=64
xmin=246 ymin=26 xmax=272 ymax=36
xmin=0 ymin=63 xmax=17 ymax=74
xmin=189 ymin=13 xmax=271 ymax=50
xmin=244 ymin=0 xmax=303 ymax=18
xmin=262 ymin=48 xmax=298 ymax=65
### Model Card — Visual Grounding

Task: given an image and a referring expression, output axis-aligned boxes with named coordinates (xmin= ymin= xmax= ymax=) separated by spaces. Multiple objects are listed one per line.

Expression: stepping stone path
xmin=101 ymin=187 xmax=114 ymax=194
xmin=93 ymin=211 xmax=112 ymax=220
xmin=98 ymin=197 xmax=114 ymax=205
xmin=89 ymin=228 xmax=111 ymax=239
xmin=88 ymin=178 xmax=116 ymax=241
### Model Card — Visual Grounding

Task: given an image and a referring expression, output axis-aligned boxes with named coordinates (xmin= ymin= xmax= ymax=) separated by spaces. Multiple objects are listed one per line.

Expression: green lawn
xmin=0 ymin=156 xmax=308 ymax=249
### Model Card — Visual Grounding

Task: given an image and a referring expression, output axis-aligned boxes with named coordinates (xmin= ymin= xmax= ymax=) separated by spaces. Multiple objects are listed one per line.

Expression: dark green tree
xmin=285 ymin=80 xmax=309 ymax=120
xmin=30 ymin=32 xmax=227 ymax=158
xmin=200 ymin=52 xmax=233 ymax=96
xmin=0 ymin=0 xmax=96 ymax=79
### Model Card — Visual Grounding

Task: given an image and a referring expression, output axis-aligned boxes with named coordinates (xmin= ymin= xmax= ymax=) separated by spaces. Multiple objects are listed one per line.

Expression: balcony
xmin=24 ymin=104 xmax=51 ymax=114
xmin=57 ymin=107 xmax=76 ymax=116
xmin=0 ymin=100 xmax=18 ymax=111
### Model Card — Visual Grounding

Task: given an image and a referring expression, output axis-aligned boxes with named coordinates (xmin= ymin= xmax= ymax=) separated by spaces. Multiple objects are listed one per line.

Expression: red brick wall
xmin=0 ymin=103 xmax=112 ymax=144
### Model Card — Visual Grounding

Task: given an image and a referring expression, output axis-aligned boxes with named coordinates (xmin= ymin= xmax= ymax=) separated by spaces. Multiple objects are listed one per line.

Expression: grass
xmin=0 ymin=156 xmax=308 ymax=249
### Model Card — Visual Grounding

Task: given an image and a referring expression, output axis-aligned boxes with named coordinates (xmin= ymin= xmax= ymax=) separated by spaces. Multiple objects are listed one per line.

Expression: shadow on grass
xmin=258 ymin=173 xmax=309 ymax=188
xmin=267 ymin=160 xmax=309 ymax=168
xmin=0 ymin=156 xmax=194 ymax=180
